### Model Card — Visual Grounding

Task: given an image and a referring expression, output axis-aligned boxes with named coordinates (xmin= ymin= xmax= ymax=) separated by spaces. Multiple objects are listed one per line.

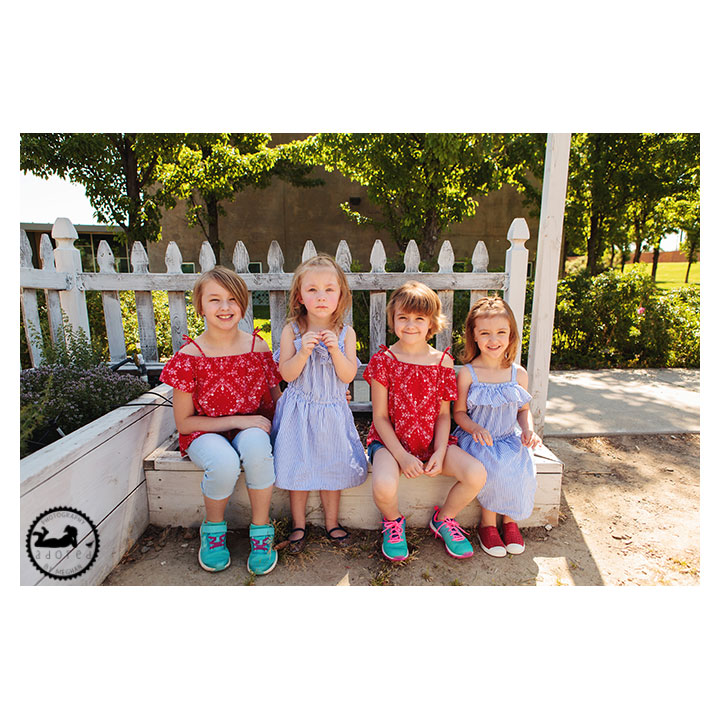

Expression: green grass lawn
xmin=621 ymin=261 xmax=699 ymax=290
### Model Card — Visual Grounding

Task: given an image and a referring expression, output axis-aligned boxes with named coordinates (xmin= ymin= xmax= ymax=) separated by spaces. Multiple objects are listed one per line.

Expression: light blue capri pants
xmin=185 ymin=428 xmax=275 ymax=500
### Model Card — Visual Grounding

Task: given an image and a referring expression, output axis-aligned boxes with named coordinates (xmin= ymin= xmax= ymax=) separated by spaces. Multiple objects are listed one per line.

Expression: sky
xmin=19 ymin=170 xmax=682 ymax=252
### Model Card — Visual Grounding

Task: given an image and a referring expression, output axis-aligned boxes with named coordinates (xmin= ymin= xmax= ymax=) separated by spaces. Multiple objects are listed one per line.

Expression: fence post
xmin=436 ymin=240 xmax=455 ymax=351
xmin=504 ymin=218 xmax=530 ymax=364
xmin=97 ymin=240 xmax=128 ymax=363
xmin=527 ymin=133 xmax=572 ymax=437
xmin=52 ymin=217 xmax=90 ymax=341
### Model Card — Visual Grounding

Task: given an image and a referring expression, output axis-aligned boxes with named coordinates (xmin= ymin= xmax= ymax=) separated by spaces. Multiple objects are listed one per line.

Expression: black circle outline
xmin=26 ymin=506 xmax=100 ymax=581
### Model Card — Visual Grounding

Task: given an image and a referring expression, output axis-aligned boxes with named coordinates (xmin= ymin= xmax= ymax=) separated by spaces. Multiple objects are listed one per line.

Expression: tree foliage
xmin=20 ymin=133 xmax=177 ymax=246
xmin=304 ymin=133 xmax=524 ymax=260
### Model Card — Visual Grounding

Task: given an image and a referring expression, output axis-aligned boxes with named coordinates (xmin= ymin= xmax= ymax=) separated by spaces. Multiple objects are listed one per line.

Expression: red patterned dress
xmin=363 ymin=345 xmax=458 ymax=462
xmin=159 ymin=331 xmax=282 ymax=456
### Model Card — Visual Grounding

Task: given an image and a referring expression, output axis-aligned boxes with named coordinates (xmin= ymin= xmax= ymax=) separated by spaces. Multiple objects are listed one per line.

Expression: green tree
xmin=156 ymin=133 xmax=322 ymax=260
xmin=20 ymin=133 xmax=177 ymax=246
xmin=305 ymin=133 xmax=521 ymax=260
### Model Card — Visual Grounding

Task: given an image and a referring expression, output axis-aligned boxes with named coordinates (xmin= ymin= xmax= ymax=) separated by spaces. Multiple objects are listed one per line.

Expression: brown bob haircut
xmin=287 ymin=253 xmax=352 ymax=332
xmin=386 ymin=281 xmax=448 ymax=340
xmin=192 ymin=266 xmax=249 ymax=318
xmin=462 ymin=295 xmax=519 ymax=366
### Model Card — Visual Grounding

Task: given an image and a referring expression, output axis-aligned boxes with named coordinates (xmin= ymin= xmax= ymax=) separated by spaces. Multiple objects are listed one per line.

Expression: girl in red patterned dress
xmin=363 ymin=281 xmax=487 ymax=561
xmin=159 ymin=267 xmax=282 ymax=575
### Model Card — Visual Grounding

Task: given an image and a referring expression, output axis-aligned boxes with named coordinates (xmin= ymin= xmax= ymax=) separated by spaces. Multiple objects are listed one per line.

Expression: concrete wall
xmin=151 ymin=133 xmax=540 ymax=274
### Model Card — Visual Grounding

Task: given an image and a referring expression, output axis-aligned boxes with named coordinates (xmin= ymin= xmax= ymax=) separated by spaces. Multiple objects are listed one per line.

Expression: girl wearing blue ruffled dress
xmin=453 ymin=297 xmax=541 ymax=558
xmin=271 ymin=254 xmax=367 ymax=554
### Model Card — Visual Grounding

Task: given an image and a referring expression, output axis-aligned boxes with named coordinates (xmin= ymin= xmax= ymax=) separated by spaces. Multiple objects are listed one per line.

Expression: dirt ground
xmin=103 ymin=433 xmax=700 ymax=587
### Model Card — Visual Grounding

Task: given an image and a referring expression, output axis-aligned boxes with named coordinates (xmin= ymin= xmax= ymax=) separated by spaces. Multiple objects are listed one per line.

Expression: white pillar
xmin=52 ymin=217 xmax=91 ymax=340
xmin=527 ymin=133 xmax=572 ymax=437
xmin=504 ymin=218 xmax=530 ymax=364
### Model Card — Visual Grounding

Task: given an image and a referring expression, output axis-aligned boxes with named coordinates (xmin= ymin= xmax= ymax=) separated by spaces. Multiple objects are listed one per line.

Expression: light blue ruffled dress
xmin=454 ymin=363 xmax=537 ymax=520
xmin=271 ymin=323 xmax=368 ymax=491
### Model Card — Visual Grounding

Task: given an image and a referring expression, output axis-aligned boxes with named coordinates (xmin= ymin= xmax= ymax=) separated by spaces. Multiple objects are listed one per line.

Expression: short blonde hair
xmin=386 ymin=281 xmax=447 ymax=340
xmin=192 ymin=266 xmax=249 ymax=318
xmin=462 ymin=296 xmax=519 ymax=367
xmin=287 ymin=254 xmax=352 ymax=332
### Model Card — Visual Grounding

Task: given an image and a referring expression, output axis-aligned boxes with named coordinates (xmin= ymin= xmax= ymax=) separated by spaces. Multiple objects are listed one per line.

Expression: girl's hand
xmin=319 ymin=329 xmax=339 ymax=352
xmin=236 ymin=415 xmax=272 ymax=434
xmin=424 ymin=449 xmax=446 ymax=477
xmin=521 ymin=429 xmax=541 ymax=449
xmin=400 ymin=451 xmax=425 ymax=479
xmin=472 ymin=424 xmax=494 ymax=446
xmin=300 ymin=331 xmax=319 ymax=356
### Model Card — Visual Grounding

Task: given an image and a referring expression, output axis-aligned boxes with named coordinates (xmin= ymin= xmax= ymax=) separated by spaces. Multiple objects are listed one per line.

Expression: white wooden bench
xmin=144 ymin=434 xmax=563 ymax=530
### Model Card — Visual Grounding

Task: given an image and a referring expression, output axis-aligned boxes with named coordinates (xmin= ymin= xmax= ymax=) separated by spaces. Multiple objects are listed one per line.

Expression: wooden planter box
xmin=20 ymin=385 xmax=176 ymax=586
xmin=145 ymin=436 xmax=562 ymax=530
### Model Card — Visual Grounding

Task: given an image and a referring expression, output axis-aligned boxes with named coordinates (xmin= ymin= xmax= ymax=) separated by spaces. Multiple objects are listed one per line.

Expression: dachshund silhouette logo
xmin=26 ymin=507 xmax=99 ymax=580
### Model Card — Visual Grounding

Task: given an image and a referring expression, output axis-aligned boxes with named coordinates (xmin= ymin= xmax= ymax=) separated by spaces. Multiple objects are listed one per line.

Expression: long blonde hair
xmin=286 ymin=254 xmax=351 ymax=332
xmin=462 ymin=296 xmax=519 ymax=366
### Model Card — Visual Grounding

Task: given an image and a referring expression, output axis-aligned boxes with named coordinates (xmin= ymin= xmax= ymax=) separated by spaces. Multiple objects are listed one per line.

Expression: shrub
xmin=20 ymin=323 xmax=149 ymax=458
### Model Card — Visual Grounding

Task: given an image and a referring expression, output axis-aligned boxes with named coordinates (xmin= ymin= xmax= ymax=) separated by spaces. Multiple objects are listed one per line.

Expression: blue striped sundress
xmin=270 ymin=323 xmax=368 ymax=491
xmin=454 ymin=363 xmax=537 ymax=520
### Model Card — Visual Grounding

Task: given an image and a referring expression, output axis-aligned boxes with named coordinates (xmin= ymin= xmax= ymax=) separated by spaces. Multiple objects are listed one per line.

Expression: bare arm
xmin=172 ymin=389 xmax=271 ymax=435
xmin=277 ymin=323 xmax=315 ymax=382
xmin=516 ymin=366 xmax=540 ymax=448
xmin=453 ymin=367 xmax=493 ymax=445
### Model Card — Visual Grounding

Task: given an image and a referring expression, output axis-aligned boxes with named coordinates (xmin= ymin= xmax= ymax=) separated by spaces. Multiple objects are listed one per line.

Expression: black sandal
xmin=287 ymin=527 xmax=307 ymax=554
xmin=326 ymin=525 xmax=353 ymax=548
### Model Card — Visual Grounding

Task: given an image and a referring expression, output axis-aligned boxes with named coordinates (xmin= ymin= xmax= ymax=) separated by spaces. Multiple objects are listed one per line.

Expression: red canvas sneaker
xmin=502 ymin=521 xmax=525 ymax=555
xmin=477 ymin=524 xmax=507 ymax=558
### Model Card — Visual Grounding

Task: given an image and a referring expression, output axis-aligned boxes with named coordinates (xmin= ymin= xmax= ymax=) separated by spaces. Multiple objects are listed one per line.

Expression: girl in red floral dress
xmin=159 ymin=267 xmax=282 ymax=575
xmin=363 ymin=281 xmax=487 ymax=561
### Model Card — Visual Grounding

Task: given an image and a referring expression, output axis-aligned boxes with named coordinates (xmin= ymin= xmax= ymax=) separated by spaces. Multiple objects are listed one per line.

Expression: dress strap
xmin=290 ymin=321 xmax=302 ymax=340
xmin=511 ymin=363 xmax=518 ymax=382
xmin=466 ymin=363 xmax=479 ymax=384
xmin=438 ymin=346 xmax=452 ymax=365
xmin=250 ymin=327 xmax=264 ymax=352
xmin=180 ymin=335 xmax=207 ymax=357
xmin=379 ymin=344 xmax=398 ymax=361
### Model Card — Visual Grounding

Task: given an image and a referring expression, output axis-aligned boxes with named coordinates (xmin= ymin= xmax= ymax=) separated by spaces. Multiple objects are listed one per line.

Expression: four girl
xmin=162 ymin=260 xmax=542 ymax=576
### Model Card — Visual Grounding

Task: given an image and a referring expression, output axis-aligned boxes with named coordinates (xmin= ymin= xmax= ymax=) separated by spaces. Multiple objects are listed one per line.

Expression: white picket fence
xmin=20 ymin=215 xmax=542 ymax=415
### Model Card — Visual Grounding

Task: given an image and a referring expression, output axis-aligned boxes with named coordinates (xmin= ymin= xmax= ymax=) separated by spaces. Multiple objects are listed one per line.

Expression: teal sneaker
xmin=198 ymin=520 xmax=231 ymax=572
xmin=247 ymin=523 xmax=278 ymax=575
xmin=381 ymin=516 xmax=409 ymax=562
xmin=429 ymin=507 xmax=474 ymax=559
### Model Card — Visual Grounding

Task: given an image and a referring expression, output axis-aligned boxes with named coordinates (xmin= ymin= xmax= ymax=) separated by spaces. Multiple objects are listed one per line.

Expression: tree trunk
xmin=651 ymin=244 xmax=660 ymax=280
xmin=420 ymin=212 xmax=440 ymax=263
xmin=685 ymin=260 xmax=692 ymax=284
xmin=206 ymin=194 xmax=222 ymax=261
xmin=587 ymin=212 xmax=600 ymax=275
xmin=119 ymin=134 xmax=143 ymax=246
xmin=632 ymin=217 xmax=643 ymax=263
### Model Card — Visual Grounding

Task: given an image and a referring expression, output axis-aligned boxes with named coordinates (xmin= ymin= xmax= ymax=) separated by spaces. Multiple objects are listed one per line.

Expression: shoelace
xmin=207 ymin=533 xmax=226 ymax=550
xmin=436 ymin=516 xmax=468 ymax=541
xmin=382 ymin=519 xmax=405 ymax=544
xmin=250 ymin=536 xmax=270 ymax=552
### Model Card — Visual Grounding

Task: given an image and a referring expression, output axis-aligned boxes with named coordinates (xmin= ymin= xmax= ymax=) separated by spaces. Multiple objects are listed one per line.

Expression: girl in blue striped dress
xmin=453 ymin=297 xmax=541 ymax=558
xmin=271 ymin=254 xmax=368 ymax=553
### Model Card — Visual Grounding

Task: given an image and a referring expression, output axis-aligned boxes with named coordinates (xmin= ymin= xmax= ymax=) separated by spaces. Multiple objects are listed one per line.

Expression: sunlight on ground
xmin=533 ymin=556 xmax=577 ymax=586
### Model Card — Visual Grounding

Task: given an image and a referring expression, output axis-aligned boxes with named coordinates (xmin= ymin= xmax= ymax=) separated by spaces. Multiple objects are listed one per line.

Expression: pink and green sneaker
xmin=198 ymin=520 xmax=231 ymax=572
xmin=381 ymin=516 xmax=409 ymax=562
xmin=429 ymin=507 xmax=474 ymax=558
xmin=247 ymin=523 xmax=278 ymax=575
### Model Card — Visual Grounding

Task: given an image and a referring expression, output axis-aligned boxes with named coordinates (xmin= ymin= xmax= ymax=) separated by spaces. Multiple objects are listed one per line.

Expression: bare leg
xmin=438 ymin=445 xmax=487 ymax=520
xmin=319 ymin=489 xmax=342 ymax=535
xmin=289 ymin=490 xmax=309 ymax=541
xmin=371 ymin=448 xmax=402 ymax=520
xmin=481 ymin=506 xmax=498 ymax=528
xmin=204 ymin=495 xmax=230 ymax=523
xmin=246 ymin=486 xmax=273 ymax=526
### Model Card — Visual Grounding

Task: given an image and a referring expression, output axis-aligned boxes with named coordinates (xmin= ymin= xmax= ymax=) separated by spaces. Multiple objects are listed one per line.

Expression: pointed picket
xmin=301 ymin=240 xmax=317 ymax=263
xmin=164 ymin=242 xmax=189 ymax=352
xmin=471 ymin=240 xmax=490 ymax=306
xmin=95 ymin=240 xmax=126 ymax=363
xmin=335 ymin=240 xmax=352 ymax=272
xmin=404 ymin=239 xmax=421 ymax=273
xmin=20 ymin=230 xmax=44 ymax=365
xmin=435 ymin=242 xmax=455 ymax=351
xmin=267 ymin=241 xmax=286 ymax=350
xmin=131 ymin=241 xmax=158 ymax=363
xmin=231 ymin=241 xmax=254 ymax=333
xmin=199 ymin=241 xmax=216 ymax=272
xmin=370 ymin=239 xmax=386 ymax=273
xmin=39 ymin=233 xmax=65 ymax=349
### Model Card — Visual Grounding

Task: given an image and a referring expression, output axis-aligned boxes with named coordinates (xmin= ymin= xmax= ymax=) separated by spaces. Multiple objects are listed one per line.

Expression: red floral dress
xmin=363 ymin=345 xmax=458 ymax=462
xmin=159 ymin=331 xmax=282 ymax=456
